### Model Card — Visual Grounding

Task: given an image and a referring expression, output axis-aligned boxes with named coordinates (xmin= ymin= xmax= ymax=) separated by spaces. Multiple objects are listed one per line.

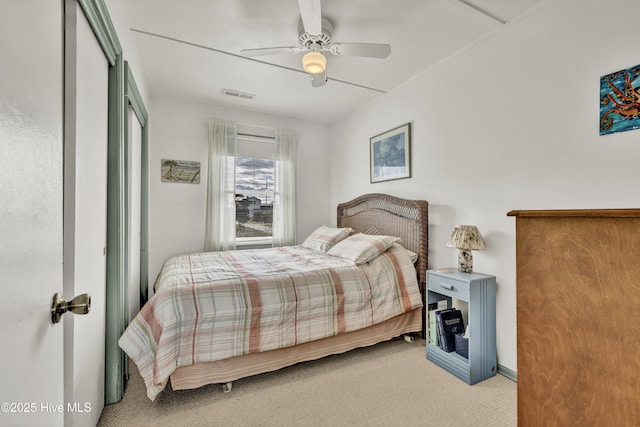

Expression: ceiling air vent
xmin=222 ymin=89 xmax=255 ymax=100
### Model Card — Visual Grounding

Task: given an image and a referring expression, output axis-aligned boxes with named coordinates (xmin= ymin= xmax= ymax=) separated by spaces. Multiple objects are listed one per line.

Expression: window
xmin=233 ymin=128 xmax=276 ymax=245
xmin=235 ymin=157 xmax=275 ymax=239
xmin=205 ymin=119 xmax=296 ymax=251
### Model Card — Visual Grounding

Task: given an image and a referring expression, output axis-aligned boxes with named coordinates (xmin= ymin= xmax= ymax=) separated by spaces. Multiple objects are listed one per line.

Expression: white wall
xmin=330 ymin=0 xmax=640 ymax=372
xmin=105 ymin=0 xmax=149 ymax=103
xmin=148 ymin=97 xmax=332 ymax=284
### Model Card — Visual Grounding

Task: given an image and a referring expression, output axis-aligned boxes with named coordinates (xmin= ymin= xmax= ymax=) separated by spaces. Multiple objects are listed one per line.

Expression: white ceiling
xmin=123 ymin=0 xmax=546 ymax=123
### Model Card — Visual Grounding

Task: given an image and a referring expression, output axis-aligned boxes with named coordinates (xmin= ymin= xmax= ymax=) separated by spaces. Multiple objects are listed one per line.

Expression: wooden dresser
xmin=508 ymin=209 xmax=640 ymax=426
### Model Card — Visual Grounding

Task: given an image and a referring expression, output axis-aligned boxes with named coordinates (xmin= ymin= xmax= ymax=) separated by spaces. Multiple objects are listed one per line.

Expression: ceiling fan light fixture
xmin=302 ymin=51 xmax=326 ymax=74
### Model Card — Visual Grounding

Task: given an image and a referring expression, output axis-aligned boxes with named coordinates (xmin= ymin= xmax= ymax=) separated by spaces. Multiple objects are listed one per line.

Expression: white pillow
xmin=326 ymin=233 xmax=400 ymax=264
xmin=403 ymin=247 xmax=419 ymax=263
xmin=301 ymin=225 xmax=353 ymax=253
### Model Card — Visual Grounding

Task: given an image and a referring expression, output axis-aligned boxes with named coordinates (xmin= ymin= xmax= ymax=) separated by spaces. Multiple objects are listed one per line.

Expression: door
xmin=64 ymin=2 xmax=109 ymax=425
xmin=128 ymin=106 xmax=142 ymax=322
xmin=0 ymin=2 xmax=109 ymax=426
xmin=0 ymin=1 xmax=66 ymax=426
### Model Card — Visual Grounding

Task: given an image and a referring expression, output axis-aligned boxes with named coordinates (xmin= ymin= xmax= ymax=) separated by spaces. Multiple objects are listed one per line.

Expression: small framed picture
xmin=370 ymin=123 xmax=411 ymax=183
xmin=161 ymin=159 xmax=201 ymax=184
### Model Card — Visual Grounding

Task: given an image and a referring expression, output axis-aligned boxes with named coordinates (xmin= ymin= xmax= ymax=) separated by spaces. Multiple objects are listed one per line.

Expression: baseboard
xmin=497 ymin=364 xmax=517 ymax=382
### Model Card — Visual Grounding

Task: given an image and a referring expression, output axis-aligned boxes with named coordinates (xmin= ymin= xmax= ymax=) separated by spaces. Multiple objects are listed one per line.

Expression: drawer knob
xmin=439 ymin=283 xmax=454 ymax=290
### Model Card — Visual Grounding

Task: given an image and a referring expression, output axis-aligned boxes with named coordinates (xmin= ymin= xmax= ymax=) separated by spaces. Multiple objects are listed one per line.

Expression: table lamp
xmin=446 ymin=225 xmax=486 ymax=273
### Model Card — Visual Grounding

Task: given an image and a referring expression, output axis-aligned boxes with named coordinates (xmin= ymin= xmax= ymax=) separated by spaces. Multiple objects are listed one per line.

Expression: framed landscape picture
xmin=370 ymin=123 xmax=411 ymax=183
xmin=161 ymin=159 xmax=201 ymax=184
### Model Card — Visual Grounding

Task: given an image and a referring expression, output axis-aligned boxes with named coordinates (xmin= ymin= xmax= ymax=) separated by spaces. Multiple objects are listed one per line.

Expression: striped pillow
xmin=301 ymin=225 xmax=353 ymax=253
xmin=327 ymin=233 xmax=400 ymax=264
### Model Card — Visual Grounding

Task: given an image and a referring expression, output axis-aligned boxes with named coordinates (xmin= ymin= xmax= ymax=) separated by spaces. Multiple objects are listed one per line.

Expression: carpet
xmin=98 ymin=338 xmax=516 ymax=426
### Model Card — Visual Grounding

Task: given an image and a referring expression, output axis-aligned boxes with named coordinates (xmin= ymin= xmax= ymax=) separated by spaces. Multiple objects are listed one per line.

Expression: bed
xmin=119 ymin=193 xmax=428 ymax=400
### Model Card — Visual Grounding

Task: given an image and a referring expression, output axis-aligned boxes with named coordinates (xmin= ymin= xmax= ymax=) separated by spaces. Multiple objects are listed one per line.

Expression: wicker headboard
xmin=337 ymin=193 xmax=428 ymax=285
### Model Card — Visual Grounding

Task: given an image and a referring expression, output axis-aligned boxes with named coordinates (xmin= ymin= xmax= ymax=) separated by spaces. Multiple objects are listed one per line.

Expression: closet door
xmin=64 ymin=1 xmax=109 ymax=425
xmin=127 ymin=105 xmax=142 ymax=321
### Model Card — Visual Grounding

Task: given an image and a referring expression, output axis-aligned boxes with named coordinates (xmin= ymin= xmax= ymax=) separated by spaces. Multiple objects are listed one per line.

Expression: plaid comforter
xmin=119 ymin=244 xmax=422 ymax=400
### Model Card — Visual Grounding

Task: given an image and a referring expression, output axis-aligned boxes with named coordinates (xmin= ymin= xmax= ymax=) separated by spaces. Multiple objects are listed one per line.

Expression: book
xmin=427 ymin=300 xmax=448 ymax=346
xmin=439 ymin=309 xmax=465 ymax=353
xmin=428 ymin=309 xmax=438 ymax=345
xmin=435 ymin=308 xmax=453 ymax=351
xmin=437 ymin=300 xmax=448 ymax=311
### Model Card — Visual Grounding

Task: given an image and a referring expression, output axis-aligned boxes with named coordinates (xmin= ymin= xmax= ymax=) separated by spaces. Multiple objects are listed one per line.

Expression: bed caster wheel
xmin=222 ymin=382 xmax=233 ymax=393
xmin=403 ymin=335 xmax=414 ymax=343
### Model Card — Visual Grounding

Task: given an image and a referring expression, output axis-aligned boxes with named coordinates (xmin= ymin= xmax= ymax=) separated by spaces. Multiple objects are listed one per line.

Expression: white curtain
xmin=272 ymin=129 xmax=298 ymax=247
xmin=204 ymin=118 xmax=237 ymax=251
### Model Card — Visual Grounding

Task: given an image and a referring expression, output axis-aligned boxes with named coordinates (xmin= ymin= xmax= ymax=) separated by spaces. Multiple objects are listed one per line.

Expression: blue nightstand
xmin=426 ymin=269 xmax=497 ymax=384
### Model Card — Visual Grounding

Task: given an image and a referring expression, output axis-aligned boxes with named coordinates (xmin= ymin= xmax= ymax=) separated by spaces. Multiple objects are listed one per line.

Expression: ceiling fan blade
xmin=328 ymin=43 xmax=391 ymax=59
xmin=297 ymin=0 xmax=322 ymax=35
xmin=310 ymin=70 xmax=327 ymax=87
xmin=240 ymin=46 xmax=302 ymax=57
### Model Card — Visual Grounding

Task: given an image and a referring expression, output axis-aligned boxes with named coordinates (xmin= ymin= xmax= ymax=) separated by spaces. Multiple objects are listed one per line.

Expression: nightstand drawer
xmin=428 ymin=274 xmax=469 ymax=299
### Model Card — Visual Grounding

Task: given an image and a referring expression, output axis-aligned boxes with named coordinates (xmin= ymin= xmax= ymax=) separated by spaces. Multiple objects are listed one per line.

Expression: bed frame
xmin=168 ymin=193 xmax=428 ymax=393
xmin=336 ymin=193 xmax=428 ymax=285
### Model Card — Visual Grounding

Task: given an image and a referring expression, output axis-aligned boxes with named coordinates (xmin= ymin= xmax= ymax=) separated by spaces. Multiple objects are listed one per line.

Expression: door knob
xmin=51 ymin=293 xmax=91 ymax=324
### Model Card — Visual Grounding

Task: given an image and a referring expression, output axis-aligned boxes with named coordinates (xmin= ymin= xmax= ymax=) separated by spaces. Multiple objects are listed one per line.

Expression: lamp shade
xmin=302 ymin=51 xmax=326 ymax=74
xmin=446 ymin=225 xmax=486 ymax=250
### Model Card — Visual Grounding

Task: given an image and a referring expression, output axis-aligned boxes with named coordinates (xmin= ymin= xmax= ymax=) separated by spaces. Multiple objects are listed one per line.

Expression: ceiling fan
xmin=240 ymin=0 xmax=391 ymax=87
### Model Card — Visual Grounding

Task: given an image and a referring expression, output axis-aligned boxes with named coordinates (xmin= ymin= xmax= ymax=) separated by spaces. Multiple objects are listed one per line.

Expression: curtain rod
xmin=237 ymin=131 xmax=275 ymax=140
